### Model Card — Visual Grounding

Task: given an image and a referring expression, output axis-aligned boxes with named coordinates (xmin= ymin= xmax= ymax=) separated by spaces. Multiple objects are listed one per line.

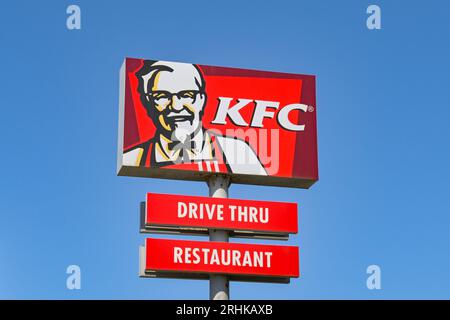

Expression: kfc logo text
xmin=212 ymin=98 xmax=309 ymax=131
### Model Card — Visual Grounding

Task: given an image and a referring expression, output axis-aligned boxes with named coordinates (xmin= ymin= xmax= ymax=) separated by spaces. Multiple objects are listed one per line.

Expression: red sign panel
xmin=141 ymin=238 xmax=299 ymax=281
xmin=142 ymin=192 xmax=298 ymax=237
xmin=117 ymin=58 xmax=318 ymax=188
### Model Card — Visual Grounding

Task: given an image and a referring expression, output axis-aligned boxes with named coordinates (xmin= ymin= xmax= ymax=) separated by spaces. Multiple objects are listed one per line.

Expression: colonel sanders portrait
xmin=122 ymin=60 xmax=267 ymax=175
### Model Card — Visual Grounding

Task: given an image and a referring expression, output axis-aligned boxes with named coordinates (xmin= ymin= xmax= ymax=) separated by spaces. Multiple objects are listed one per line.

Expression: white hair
xmin=140 ymin=60 xmax=205 ymax=94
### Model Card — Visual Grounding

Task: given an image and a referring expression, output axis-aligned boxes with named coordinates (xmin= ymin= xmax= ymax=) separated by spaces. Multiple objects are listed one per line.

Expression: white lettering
xmin=232 ymin=250 xmax=242 ymax=266
xmin=210 ymin=250 xmax=220 ymax=265
xmin=174 ymin=247 xmax=183 ymax=263
xmin=251 ymin=100 xmax=280 ymax=128
xmin=277 ymin=103 xmax=307 ymax=131
xmin=249 ymin=207 xmax=257 ymax=223
xmin=265 ymin=252 xmax=273 ymax=268
xmin=229 ymin=205 xmax=237 ymax=221
xmin=173 ymin=248 xmax=274 ymax=268
xmin=213 ymin=97 xmax=308 ymax=131
xmin=242 ymin=251 xmax=252 ymax=267
xmin=188 ymin=202 xmax=198 ymax=219
xmin=205 ymin=203 xmax=215 ymax=220
xmin=216 ymin=204 xmax=224 ymax=220
xmin=192 ymin=248 xmax=200 ymax=264
xmin=212 ymin=97 xmax=251 ymax=126
xmin=254 ymin=252 xmax=263 ymax=267
xmin=260 ymin=208 xmax=269 ymax=223
xmin=184 ymin=248 xmax=192 ymax=264
xmin=178 ymin=202 xmax=187 ymax=218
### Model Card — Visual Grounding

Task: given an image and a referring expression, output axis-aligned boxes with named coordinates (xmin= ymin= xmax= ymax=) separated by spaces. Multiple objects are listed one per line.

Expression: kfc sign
xmin=117 ymin=58 xmax=318 ymax=188
xmin=140 ymin=238 xmax=299 ymax=282
xmin=141 ymin=192 xmax=298 ymax=238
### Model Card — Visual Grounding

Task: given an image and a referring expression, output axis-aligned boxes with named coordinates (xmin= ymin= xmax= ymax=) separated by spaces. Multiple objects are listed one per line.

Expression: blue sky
xmin=0 ymin=0 xmax=449 ymax=299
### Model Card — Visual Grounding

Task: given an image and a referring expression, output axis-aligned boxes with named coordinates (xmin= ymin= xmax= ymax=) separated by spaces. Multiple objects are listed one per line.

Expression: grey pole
xmin=207 ymin=174 xmax=230 ymax=300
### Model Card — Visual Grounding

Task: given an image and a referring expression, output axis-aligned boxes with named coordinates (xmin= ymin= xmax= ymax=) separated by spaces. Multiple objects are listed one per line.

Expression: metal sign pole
xmin=207 ymin=174 xmax=230 ymax=300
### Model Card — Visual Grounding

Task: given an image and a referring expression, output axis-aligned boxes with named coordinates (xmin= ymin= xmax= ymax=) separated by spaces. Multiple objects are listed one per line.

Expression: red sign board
xmin=140 ymin=238 xmax=299 ymax=282
xmin=141 ymin=192 xmax=298 ymax=238
xmin=117 ymin=58 xmax=318 ymax=188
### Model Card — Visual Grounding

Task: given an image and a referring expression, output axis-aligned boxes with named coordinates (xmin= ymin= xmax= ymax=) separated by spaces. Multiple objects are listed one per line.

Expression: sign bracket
xmin=207 ymin=174 xmax=231 ymax=300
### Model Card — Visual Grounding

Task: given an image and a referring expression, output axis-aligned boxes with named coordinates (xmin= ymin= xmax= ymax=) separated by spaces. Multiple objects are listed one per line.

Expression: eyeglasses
xmin=145 ymin=90 xmax=202 ymax=107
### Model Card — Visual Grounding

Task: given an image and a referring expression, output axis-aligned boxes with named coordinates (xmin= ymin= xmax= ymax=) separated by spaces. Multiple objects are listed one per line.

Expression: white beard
xmin=172 ymin=126 xmax=192 ymax=143
xmin=172 ymin=119 xmax=200 ymax=143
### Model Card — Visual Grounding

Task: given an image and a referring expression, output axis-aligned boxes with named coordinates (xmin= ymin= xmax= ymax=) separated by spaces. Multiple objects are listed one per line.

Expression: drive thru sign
xmin=141 ymin=192 xmax=298 ymax=239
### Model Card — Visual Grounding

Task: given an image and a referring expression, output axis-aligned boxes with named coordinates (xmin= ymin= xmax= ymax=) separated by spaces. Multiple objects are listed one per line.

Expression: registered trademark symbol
xmin=307 ymin=105 xmax=315 ymax=112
